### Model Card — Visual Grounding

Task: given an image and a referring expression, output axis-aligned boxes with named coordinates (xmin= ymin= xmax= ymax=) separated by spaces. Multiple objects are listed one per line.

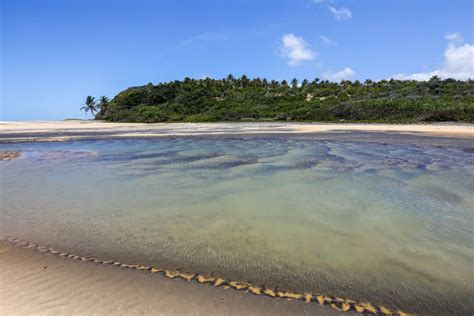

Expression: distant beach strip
xmin=1 ymin=236 xmax=411 ymax=316
xmin=0 ymin=121 xmax=473 ymax=144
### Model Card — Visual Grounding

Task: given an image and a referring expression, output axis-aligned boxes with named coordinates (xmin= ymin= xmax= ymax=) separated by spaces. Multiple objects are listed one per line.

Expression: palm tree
xmin=97 ymin=96 xmax=109 ymax=117
xmin=226 ymin=74 xmax=235 ymax=89
xmin=80 ymin=96 xmax=97 ymax=117
xmin=240 ymin=75 xmax=249 ymax=88
xmin=291 ymin=78 xmax=298 ymax=89
xmin=98 ymin=96 xmax=109 ymax=107
xmin=291 ymin=78 xmax=298 ymax=95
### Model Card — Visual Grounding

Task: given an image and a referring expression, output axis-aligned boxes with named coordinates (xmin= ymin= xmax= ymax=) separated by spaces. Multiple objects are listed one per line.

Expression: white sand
xmin=0 ymin=121 xmax=473 ymax=143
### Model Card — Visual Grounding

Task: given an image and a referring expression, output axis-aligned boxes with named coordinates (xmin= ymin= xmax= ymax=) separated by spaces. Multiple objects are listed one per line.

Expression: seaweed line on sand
xmin=0 ymin=236 xmax=414 ymax=315
xmin=0 ymin=151 xmax=21 ymax=161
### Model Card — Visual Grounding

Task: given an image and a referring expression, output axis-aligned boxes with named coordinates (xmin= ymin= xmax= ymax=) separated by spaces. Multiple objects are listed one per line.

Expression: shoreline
xmin=1 ymin=122 xmax=472 ymax=315
xmin=0 ymin=121 xmax=473 ymax=143
xmin=0 ymin=238 xmax=346 ymax=315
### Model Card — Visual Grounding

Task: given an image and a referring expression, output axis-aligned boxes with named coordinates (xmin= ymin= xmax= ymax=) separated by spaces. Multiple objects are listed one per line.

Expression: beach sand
xmin=1 ymin=121 xmax=472 ymax=315
xmin=0 ymin=241 xmax=343 ymax=315
xmin=0 ymin=121 xmax=473 ymax=143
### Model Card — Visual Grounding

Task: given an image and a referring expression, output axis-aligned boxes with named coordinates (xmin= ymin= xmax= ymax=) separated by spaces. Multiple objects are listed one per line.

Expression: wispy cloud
xmin=313 ymin=0 xmax=334 ymax=4
xmin=179 ymin=32 xmax=228 ymax=47
xmin=393 ymin=33 xmax=473 ymax=80
xmin=323 ymin=67 xmax=355 ymax=81
xmin=328 ymin=6 xmax=352 ymax=21
xmin=444 ymin=32 xmax=463 ymax=44
xmin=320 ymin=35 xmax=336 ymax=46
xmin=280 ymin=33 xmax=317 ymax=66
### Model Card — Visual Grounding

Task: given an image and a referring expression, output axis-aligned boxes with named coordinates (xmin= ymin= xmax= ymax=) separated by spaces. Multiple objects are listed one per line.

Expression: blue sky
xmin=1 ymin=0 xmax=473 ymax=120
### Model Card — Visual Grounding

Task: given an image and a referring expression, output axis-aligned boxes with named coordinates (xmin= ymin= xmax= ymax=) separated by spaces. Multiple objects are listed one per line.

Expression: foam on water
xmin=1 ymin=136 xmax=473 ymax=314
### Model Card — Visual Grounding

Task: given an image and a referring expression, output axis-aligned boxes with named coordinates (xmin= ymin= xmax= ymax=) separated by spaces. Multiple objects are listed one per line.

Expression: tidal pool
xmin=1 ymin=135 xmax=473 ymax=314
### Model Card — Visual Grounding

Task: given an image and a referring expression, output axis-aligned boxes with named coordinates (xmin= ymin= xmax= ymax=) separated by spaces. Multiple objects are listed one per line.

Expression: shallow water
xmin=1 ymin=136 xmax=473 ymax=314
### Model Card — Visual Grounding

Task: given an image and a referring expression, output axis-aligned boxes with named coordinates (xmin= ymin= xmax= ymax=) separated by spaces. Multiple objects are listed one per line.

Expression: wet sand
xmin=0 ymin=121 xmax=473 ymax=143
xmin=0 ymin=241 xmax=342 ymax=315
xmin=1 ymin=121 xmax=472 ymax=315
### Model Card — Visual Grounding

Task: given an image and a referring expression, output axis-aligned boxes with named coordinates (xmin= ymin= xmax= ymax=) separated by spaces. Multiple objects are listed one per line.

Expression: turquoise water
xmin=1 ymin=136 xmax=473 ymax=314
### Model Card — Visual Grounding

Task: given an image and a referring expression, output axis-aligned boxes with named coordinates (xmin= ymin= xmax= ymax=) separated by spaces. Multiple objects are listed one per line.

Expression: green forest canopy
xmin=89 ymin=75 xmax=474 ymax=123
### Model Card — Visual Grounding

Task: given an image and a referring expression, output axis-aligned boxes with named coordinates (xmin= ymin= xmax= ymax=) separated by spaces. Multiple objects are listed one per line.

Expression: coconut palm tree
xmin=291 ymin=78 xmax=298 ymax=95
xmin=96 ymin=96 xmax=109 ymax=118
xmin=80 ymin=96 xmax=97 ymax=117
xmin=98 ymin=96 xmax=109 ymax=108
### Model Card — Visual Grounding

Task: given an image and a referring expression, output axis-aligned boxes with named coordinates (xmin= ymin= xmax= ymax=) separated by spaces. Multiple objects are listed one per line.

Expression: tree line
xmin=81 ymin=75 xmax=474 ymax=123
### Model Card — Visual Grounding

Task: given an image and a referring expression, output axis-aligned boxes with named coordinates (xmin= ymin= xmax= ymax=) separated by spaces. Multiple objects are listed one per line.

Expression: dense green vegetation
xmin=85 ymin=75 xmax=474 ymax=123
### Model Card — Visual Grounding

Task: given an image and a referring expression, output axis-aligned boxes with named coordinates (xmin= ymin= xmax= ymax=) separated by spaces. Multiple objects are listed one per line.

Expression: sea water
xmin=1 ymin=135 xmax=473 ymax=314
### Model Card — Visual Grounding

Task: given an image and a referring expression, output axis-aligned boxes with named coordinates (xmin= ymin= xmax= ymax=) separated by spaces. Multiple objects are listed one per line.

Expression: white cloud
xmin=445 ymin=32 xmax=463 ymax=43
xmin=280 ymin=33 xmax=317 ymax=66
xmin=323 ymin=67 xmax=355 ymax=81
xmin=392 ymin=34 xmax=474 ymax=81
xmin=328 ymin=6 xmax=352 ymax=21
xmin=320 ymin=35 xmax=336 ymax=46
xmin=392 ymin=71 xmax=439 ymax=81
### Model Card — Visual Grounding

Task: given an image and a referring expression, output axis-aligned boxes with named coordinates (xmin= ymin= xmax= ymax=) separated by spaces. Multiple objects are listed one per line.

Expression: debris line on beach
xmin=1 ymin=236 xmax=413 ymax=315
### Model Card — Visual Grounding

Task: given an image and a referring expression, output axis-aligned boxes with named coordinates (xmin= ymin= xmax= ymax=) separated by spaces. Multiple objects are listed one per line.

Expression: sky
xmin=1 ymin=0 xmax=473 ymax=120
